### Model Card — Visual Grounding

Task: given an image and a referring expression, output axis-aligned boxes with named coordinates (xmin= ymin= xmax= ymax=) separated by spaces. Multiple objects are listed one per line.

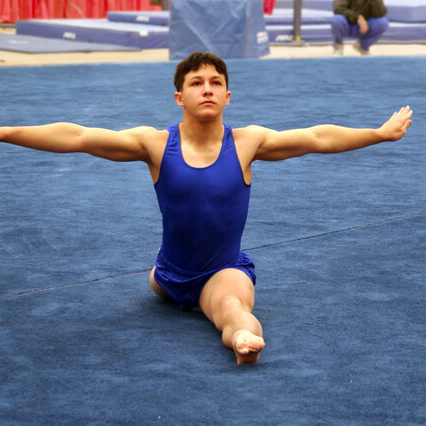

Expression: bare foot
xmin=232 ymin=329 xmax=265 ymax=364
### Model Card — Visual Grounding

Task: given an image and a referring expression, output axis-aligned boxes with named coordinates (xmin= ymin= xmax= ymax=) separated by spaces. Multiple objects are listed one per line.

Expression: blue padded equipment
xmin=169 ymin=0 xmax=270 ymax=60
xmin=0 ymin=32 xmax=139 ymax=53
xmin=107 ymin=10 xmax=170 ymax=26
xmin=16 ymin=19 xmax=169 ymax=49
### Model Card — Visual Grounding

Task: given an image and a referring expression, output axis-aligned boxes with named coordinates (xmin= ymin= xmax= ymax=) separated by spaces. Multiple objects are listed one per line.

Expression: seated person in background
xmin=331 ymin=0 xmax=389 ymax=56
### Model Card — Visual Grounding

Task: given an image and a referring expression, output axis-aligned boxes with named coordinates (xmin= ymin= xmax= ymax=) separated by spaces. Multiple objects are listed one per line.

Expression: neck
xmin=179 ymin=116 xmax=224 ymax=145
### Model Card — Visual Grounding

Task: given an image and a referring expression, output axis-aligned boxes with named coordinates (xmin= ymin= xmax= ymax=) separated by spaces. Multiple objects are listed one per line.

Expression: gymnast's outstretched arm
xmin=251 ymin=106 xmax=413 ymax=162
xmin=0 ymin=122 xmax=162 ymax=162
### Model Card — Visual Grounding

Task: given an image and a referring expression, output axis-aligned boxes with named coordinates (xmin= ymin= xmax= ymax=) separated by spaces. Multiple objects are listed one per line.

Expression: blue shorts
xmin=153 ymin=249 xmax=256 ymax=310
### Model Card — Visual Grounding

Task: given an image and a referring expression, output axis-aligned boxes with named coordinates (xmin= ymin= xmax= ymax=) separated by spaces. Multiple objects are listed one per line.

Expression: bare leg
xmin=149 ymin=267 xmax=172 ymax=299
xmin=199 ymin=268 xmax=265 ymax=364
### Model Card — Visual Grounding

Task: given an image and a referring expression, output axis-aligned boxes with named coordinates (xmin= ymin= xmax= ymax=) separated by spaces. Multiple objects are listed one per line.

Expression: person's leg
xmin=330 ymin=14 xmax=350 ymax=48
xmin=150 ymin=266 xmax=173 ymax=299
xmin=360 ymin=17 xmax=389 ymax=51
xmin=199 ymin=268 xmax=265 ymax=364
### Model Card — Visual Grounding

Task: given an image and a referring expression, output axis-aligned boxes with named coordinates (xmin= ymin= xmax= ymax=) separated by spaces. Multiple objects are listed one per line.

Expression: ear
xmin=174 ymin=91 xmax=184 ymax=106
xmin=225 ymin=91 xmax=231 ymax=106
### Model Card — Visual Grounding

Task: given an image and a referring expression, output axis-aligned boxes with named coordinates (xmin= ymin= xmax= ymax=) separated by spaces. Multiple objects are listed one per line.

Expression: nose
xmin=203 ymin=83 xmax=213 ymax=95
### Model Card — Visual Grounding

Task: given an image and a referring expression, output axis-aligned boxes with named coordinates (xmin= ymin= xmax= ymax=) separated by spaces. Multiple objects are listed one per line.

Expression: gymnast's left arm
xmin=252 ymin=106 xmax=413 ymax=161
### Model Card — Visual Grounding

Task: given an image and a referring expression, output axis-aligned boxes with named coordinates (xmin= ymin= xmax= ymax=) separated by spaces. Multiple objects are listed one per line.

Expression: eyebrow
xmin=187 ymin=74 xmax=224 ymax=83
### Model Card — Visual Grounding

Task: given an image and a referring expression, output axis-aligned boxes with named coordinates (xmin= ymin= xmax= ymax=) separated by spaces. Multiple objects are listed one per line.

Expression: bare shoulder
xmin=233 ymin=124 xmax=273 ymax=154
xmin=119 ymin=125 xmax=169 ymax=178
xmin=123 ymin=125 xmax=168 ymax=144
xmin=124 ymin=125 xmax=168 ymax=160
xmin=233 ymin=125 xmax=268 ymax=139
xmin=231 ymin=125 xmax=268 ymax=165
xmin=232 ymin=125 xmax=270 ymax=146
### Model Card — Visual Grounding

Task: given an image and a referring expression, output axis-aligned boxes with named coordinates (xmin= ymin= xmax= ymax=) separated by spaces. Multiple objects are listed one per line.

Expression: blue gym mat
xmin=15 ymin=19 xmax=169 ymax=51
xmin=0 ymin=32 xmax=140 ymax=53
xmin=267 ymin=21 xmax=426 ymax=45
xmin=109 ymin=1 xmax=426 ymax=25
xmin=277 ymin=0 xmax=426 ymax=22
xmin=108 ymin=10 xmax=170 ymax=26
xmin=0 ymin=57 xmax=425 ymax=424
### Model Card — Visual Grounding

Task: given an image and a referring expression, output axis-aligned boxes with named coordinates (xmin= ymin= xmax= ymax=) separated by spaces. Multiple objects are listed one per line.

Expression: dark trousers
xmin=331 ymin=14 xmax=389 ymax=51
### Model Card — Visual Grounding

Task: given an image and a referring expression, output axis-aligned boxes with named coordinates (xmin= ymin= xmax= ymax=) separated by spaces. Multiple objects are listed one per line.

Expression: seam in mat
xmin=244 ymin=212 xmax=425 ymax=253
xmin=0 ymin=268 xmax=152 ymax=301
xmin=1 ymin=212 xmax=424 ymax=301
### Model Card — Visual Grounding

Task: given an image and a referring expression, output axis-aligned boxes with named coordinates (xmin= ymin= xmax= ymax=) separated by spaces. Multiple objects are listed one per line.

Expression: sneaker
xmin=333 ymin=43 xmax=344 ymax=56
xmin=353 ymin=41 xmax=370 ymax=55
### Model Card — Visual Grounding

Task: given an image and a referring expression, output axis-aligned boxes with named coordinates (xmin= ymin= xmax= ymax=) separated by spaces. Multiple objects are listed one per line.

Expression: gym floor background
xmin=0 ymin=11 xmax=425 ymax=426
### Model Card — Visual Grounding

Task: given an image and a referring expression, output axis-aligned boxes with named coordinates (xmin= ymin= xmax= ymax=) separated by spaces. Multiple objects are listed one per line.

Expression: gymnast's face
xmin=174 ymin=64 xmax=231 ymax=120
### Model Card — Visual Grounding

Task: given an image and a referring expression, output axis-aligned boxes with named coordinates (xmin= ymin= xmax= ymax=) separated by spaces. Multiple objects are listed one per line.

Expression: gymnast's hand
xmin=379 ymin=106 xmax=413 ymax=142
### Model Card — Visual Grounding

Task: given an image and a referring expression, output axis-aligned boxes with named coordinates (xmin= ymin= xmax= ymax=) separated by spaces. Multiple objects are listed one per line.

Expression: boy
xmin=0 ymin=52 xmax=413 ymax=364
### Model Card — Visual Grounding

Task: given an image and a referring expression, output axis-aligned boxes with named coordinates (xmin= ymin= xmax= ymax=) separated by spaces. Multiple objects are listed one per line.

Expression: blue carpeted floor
xmin=1 ymin=57 xmax=425 ymax=425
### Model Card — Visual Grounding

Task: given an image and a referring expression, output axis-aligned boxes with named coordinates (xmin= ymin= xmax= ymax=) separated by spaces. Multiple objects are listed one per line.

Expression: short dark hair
xmin=174 ymin=51 xmax=229 ymax=92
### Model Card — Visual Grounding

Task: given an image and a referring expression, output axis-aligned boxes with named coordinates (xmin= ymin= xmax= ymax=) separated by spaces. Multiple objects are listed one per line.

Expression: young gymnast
xmin=0 ymin=51 xmax=413 ymax=364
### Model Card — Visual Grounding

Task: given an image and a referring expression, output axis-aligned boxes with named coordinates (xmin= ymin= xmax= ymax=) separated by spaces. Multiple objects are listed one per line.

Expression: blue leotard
xmin=153 ymin=123 xmax=255 ymax=309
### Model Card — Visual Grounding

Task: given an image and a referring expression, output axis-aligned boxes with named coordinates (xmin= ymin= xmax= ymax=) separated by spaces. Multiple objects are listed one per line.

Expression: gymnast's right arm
xmin=0 ymin=123 xmax=152 ymax=162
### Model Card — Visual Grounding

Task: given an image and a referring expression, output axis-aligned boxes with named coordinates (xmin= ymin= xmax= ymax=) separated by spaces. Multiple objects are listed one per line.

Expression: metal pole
xmin=149 ymin=0 xmax=169 ymax=9
xmin=293 ymin=0 xmax=303 ymax=43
